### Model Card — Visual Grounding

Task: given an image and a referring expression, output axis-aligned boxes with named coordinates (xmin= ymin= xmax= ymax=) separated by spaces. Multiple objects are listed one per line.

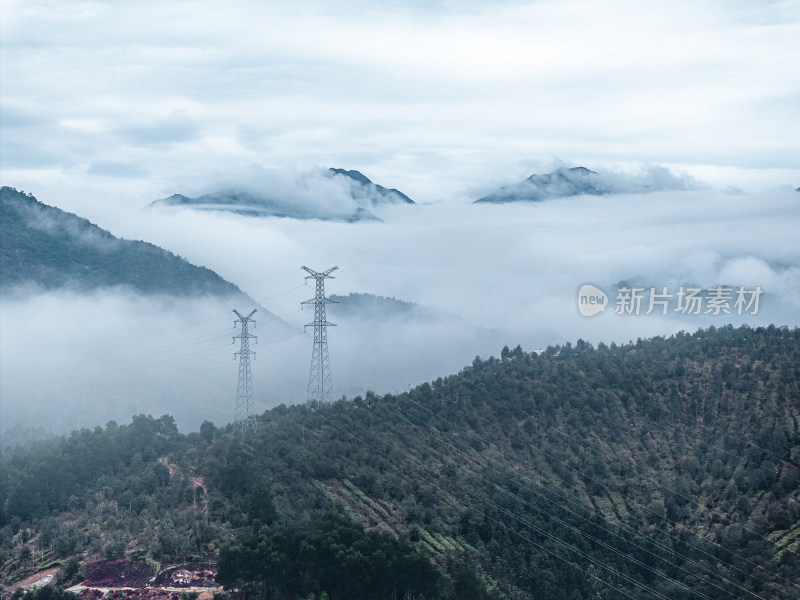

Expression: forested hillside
xmin=1 ymin=324 xmax=798 ymax=599
xmin=0 ymin=187 xmax=243 ymax=296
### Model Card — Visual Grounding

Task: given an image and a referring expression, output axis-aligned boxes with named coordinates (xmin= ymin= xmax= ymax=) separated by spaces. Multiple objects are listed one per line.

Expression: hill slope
xmin=1 ymin=324 xmax=799 ymax=599
xmin=328 ymin=168 xmax=415 ymax=205
xmin=0 ymin=186 xmax=244 ymax=297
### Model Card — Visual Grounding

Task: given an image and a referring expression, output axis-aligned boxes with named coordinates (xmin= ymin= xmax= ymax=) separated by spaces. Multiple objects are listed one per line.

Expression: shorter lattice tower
xmin=302 ymin=266 xmax=338 ymax=407
xmin=233 ymin=309 xmax=257 ymax=432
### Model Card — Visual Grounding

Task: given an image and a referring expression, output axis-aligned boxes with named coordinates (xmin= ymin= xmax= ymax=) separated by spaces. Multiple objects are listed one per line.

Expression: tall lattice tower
xmin=302 ymin=266 xmax=338 ymax=406
xmin=233 ymin=309 xmax=257 ymax=432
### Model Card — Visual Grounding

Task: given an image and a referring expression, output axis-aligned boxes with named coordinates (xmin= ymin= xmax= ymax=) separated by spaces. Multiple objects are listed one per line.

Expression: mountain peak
xmin=328 ymin=167 xmax=415 ymax=205
xmin=160 ymin=193 xmax=194 ymax=205
xmin=526 ymin=166 xmax=598 ymax=182
xmin=328 ymin=168 xmax=373 ymax=186
xmin=477 ymin=166 xmax=604 ymax=204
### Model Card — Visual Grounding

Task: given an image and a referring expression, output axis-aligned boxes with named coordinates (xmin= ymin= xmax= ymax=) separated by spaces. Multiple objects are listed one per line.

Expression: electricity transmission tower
xmin=233 ymin=309 xmax=257 ymax=432
xmin=302 ymin=266 xmax=338 ymax=407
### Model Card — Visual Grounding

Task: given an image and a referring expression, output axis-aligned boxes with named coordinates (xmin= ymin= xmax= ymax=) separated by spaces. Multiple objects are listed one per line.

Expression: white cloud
xmin=1 ymin=185 xmax=798 ymax=436
xmin=1 ymin=0 xmax=798 ymax=436
xmin=2 ymin=0 xmax=798 ymax=201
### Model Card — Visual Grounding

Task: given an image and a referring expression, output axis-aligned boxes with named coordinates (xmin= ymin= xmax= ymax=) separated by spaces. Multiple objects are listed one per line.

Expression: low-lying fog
xmin=2 ymin=185 xmax=798 ymax=438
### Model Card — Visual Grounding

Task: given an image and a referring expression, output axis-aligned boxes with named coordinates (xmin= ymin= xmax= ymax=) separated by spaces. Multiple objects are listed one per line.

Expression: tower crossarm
xmin=302 ymin=265 xmax=338 ymax=280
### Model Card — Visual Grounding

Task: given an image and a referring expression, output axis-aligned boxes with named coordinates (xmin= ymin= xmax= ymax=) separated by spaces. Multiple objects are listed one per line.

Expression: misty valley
xmin=1 ymin=184 xmax=799 ymax=599
xmin=3 ymin=0 xmax=798 ymax=597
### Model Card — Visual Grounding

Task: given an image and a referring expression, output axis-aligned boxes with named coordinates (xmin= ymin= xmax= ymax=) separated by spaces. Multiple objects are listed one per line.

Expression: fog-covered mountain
xmin=150 ymin=167 xmax=415 ymax=222
xmin=328 ymin=292 xmax=454 ymax=322
xmin=0 ymin=186 xmax=244 ymax=297
xmin=475 ymin=165 xmax=695 ymax=203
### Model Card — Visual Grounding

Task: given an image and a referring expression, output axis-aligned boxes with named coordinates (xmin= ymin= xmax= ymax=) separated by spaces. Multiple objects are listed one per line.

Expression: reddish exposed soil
xmin=81 ymin=558 xmax=154 ymax=587
xmin=7 ymin=567 xmax=60 ymax=594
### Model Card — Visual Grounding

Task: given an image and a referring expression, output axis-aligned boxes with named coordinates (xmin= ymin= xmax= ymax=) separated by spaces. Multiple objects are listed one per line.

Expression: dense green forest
xmin=1 ymin=324 xmax=799 ymax=599
xmin=0 ymin=186 xmax=243 ymax=296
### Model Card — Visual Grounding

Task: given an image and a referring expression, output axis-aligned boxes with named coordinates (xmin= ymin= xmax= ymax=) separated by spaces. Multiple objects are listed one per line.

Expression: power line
xmin=455 ymin=369 xmax=800 ymax=562
xmin=430 ymin=365 xmax=800 ymax=594
xmin=378 ymin=395 xmax=767 ymax=600
xmin=316 ymin=406 xmax=678 ymax=600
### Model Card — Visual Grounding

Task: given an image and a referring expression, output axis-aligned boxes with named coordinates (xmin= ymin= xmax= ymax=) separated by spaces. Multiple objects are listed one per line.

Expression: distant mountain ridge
xmin=328 ymin=292 xmax=453 ymax=321
xmin=475 ymin=166 xmax=602 ymax=203
xmin=151 ymin=167 xmax=415 ymax=222
xmin=476 ymin=165 xmax=694 ymax=203
xmin=0 ymin=186 xmax=244 ymax=297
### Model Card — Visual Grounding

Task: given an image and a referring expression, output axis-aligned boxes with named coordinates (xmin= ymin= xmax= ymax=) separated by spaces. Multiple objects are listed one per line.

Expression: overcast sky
xmin=1 ymin=0 xmax=799 ymax=435
xmin=2 ymin=0 xmax=798 ymax=204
